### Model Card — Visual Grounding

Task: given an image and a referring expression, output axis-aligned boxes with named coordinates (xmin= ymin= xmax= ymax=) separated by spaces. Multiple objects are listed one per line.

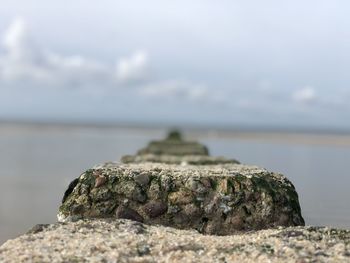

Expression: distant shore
xmin=1 ymin=121 xmax=350 ymax=147
xmin=194 ymin=130 xmax=350 ymax=147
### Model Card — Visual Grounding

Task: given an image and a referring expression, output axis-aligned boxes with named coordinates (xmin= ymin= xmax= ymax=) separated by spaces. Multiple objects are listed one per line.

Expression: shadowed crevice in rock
xmin=62 ymin=177 xmax=79 ymax=204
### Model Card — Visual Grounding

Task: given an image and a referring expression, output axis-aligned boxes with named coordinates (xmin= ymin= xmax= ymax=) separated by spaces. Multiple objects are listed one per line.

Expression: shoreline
xmin=1 ymin=122 xmax=350 ymax=147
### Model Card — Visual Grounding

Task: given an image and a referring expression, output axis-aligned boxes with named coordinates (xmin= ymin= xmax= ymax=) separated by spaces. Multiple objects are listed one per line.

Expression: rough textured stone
xmin=143 ymin=200 xmax=168 ymax=218
xmin=116 ymin=205 xmax=144 ymax=223
xmin=58 ymin=162 xmax=304 ymax=234
xmin=26 ymin=224 xmax=50 ymax=234
xmin=1 ymin=219 xmax=349 ymax=263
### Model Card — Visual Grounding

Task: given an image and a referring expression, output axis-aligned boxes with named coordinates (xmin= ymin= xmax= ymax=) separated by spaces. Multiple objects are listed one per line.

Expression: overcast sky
xmin=0 ymin=0 xmax=350 ymax=129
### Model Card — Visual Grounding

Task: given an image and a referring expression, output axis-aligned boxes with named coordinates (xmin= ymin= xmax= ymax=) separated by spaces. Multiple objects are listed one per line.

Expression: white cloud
xmin=0 ymin=17 xmax=47 ymax=81
xmin=0 ymin=18 xmax=149 ymax=87
xmin=292 ymin=86 xmax=316 ymax=104
xmin=139 ymin=80 xmax=213 ymax=102
xmin=0 ymin=17 xmax=218 ymax=107
xmin=115 ymin=50 xmax=148 ymax=83
xmin=3 ymin=17 xmax=30 ymax=61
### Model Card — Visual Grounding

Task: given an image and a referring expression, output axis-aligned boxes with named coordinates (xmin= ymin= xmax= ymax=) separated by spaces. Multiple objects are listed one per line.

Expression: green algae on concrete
xmin=121 ymin=130 xmax=239 ymax=165
xmin=137 ymin=130 xmax=209 ymax=156
xmin=58 ymin=162 xmax=305 ymax=235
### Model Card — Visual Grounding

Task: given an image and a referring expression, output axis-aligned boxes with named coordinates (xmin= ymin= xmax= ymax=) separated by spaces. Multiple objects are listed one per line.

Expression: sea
xmin=1 ymin=123 xmax=350 ymax=244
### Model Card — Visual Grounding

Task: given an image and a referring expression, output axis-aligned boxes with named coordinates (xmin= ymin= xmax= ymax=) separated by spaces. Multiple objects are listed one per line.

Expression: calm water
xmin=1 ymin=125 xmax=350 ymax=244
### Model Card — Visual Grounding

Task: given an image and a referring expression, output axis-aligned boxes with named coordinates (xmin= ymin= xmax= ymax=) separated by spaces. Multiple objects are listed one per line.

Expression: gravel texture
xmin=58 ymin=162 xmax=304 ymax=234
xmin=1 ymin=219 xmax=349 ymax=263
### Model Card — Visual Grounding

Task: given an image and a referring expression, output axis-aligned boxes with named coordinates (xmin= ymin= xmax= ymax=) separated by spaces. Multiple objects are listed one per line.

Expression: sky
xmin=0 ymin=0 xmax=350 ymax=130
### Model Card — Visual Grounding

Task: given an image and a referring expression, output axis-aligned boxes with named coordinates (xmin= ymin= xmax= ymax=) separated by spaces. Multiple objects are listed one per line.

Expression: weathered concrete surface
xmin=121 ymin=154 xmax=239 ymax=165
xmin=130 ymin=130 xmax=210 ymax=157
xmin=1 ymin=219 xmax=349 ymax=263
xmin=121 ymin=130 xmax=239 ymax=165
xmin=58 ymin=162 xmax=304 ymax=234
